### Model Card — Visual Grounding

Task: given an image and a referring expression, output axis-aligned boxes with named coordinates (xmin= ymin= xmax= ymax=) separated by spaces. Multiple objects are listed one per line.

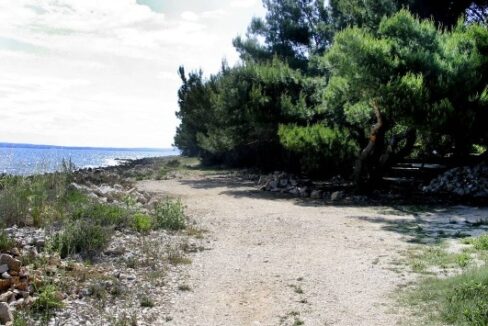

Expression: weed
xmin=51 ymin=220 xmax=113 ymax=259
xmin=405 ymin=266 xmax=488 ymax=325
xmin=178 ymin=284 xmax=191 ymax=291
xmin=154 ymin=199 xmax=186 ymax=230
xmin=72 ymin=203 xmax=130 ymax=228
xmin=31 ymin=284 xmax=64 ymax=316
xmin=133 ymin=213 xmax=153 ymax=233
xmin=167 ymin=248 xmax=192 ymax=265
xmin=0 ymin=229 xmax=14 ymax=252
xmin=12 ymin=311 xmax=30 ymax=326
xmin=140 ymin=295 xmax=155 ymax=307
xmin=463 ymin=235 xmax=488 ymax=250
xmin=185 ymin=226 xmax=207 ymax=239
xmin=290 ymin=284 xmax=304 ymax=294
xmin=406 ymin=245 xmax=472 ymax=273
xmin=165 ymin=159 xmax=181 ymax=168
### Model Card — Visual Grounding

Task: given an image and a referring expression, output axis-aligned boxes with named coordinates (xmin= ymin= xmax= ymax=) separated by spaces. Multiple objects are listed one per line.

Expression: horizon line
xmin=0 ymin=141 xmax=176 ymax=152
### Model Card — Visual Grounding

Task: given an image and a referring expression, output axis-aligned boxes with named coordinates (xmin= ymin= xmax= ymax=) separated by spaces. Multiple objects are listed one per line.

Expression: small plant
xmin=133 ymin=213 xmax=153 ymax=233
xmin=140 ymin=295 xmax=155 ymax=307
xmin=154 ymin=199 xmax=186 ymax=230
xmin=167 ymin=248 xmax=192 ymax=265
xmin=31 ymin=284 xmax=64 ymax=315
xmin=463 ymin=235 xmax=488 ymax=250
xmin=165 ymin=159 xmax=181 ymax=168
xmin=51 ymin=220 xmax=113 ymax=259
xmin=0 ymin=229 xmax=14 ymax=252
xmin=178 ymin=284 xmax=191 ymax=291
xmin=72 ymin=203 xmax=130 ymax=228
xmin=290 ymin=284 xmax=304 ymax=294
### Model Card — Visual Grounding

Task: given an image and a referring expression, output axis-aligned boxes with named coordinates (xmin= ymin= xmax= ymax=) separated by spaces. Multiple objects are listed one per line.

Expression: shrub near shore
xmin=0 ymin=157 xmax=197 ymax=324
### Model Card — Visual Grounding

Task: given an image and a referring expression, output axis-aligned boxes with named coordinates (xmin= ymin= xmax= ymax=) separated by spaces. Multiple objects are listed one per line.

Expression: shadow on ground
xmin=348 ymin=208 xmax=488 ymax=244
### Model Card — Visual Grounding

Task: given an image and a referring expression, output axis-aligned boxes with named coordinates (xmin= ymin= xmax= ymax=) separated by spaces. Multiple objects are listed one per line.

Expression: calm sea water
xmin=0 ymin=144 xmax=179 ymax=175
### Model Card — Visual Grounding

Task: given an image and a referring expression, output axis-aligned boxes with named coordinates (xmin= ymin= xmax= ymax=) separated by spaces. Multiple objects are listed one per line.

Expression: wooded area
xmin=174 ymin=0 xmax=488 ymax=188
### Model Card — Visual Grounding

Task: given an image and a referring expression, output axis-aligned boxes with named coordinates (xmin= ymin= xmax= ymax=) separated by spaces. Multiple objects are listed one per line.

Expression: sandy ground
xmin=137 ymin=173 xmax=488 ymax=326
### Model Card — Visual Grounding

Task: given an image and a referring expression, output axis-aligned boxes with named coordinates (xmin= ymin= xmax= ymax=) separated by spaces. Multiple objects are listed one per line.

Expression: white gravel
xmin=137 ymin=174 xmax=434 ymax=326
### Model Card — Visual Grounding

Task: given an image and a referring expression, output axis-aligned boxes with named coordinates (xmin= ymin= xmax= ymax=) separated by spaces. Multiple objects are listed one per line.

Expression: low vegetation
xmin=0 ymin=158 xmax=198 ymax=324
xmin=404 ymin=234 xmax=488 ymax=325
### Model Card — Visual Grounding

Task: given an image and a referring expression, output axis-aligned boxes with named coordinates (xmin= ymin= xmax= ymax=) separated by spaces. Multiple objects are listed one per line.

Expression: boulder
xmin=0 ymin=255 xmax=20 ymax=273
xmin=331 ymin=191 xmax=344 ymax=201
xmin=310 ymin=190 xmax=322 ymax=199
xmin=0 ymin=302 xmax=12 ymax=324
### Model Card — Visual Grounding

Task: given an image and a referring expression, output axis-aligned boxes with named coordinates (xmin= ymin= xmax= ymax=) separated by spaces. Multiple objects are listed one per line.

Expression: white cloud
xmin=181 ymin=11 xmax=199 ymax=21
xmin=230 ymin=0 xmax=259 ymax=9
xmin=0 ymin=0 xmax=264 ymax=148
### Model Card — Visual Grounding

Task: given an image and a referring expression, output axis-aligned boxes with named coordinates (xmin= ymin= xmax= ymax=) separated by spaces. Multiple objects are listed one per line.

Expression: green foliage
xmin=407 ymin=267 xmax=488 ymax=325
xmin=31 ymin=284 xmax=64 ymax=315
xmin=50 ymin=220 xmax=113 ymax=259
xmin=0 ymin=229 xmax=14 ymax=252
xmin=278 ymin=124 xmax=358 ymax=174
xmin=133 ymin=213 xmax=153 ymax=233
xmin=174 ymin=1 xmax=488 ymax=181
xmin=463 ymin=235 xmax=488 ymax=250
xmin=154 ymin=199 xmax=186 ymax=231
xmin=72 ymin=204 xmax=130 ymax=229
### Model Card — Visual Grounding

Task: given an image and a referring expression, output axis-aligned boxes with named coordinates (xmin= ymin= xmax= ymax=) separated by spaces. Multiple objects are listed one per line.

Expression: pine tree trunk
xmin=354 ymin=102 xmax=387 ymax=189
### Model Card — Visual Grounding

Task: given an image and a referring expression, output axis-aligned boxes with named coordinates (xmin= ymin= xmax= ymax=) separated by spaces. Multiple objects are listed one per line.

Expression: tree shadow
xmin=348 ymin=208 xmax=488 ymax=244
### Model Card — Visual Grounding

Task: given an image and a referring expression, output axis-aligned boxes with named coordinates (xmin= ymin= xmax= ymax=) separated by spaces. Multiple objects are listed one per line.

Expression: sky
xmin=0 ymin=0 xmax=265 ymax=148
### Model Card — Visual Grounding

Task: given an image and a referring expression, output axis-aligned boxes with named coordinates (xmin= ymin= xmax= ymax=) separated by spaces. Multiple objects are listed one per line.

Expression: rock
xmin=1 ymin=273 xmax=11 ymax=280
xmin=0 ymin=303 xmax=12 ymax=324
xmin=310 ymin=190 xmax=322 ymax=199
xmin=0 ymin=292 xmax=13 ymax=303
xmin=331 ymin=191 xmax=344 ymax=201
xmin=298 ymin=187 xmax=309 ymax=197
xmin=0 ymin=265 xmax=8 ymax=275
xmin=0 ymin=254 xmax=21 ymax=272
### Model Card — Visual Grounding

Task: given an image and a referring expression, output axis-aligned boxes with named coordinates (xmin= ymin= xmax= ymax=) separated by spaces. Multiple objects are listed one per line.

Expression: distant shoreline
xmin=0 ymin=142 xmax=172 ymax=152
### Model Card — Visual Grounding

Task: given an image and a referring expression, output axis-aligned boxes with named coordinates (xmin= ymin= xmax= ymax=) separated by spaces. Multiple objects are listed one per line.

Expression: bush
xmin=51 ymin=220 xmax=113 ymax=259
xmin=154 ymin=199 xmax=186 ymax=230
xmin=0 ymin=229 xmax=14 ymax=252
xmin=31 ymin=284 xmax=64 ymax=315
xmin=463 ymin=235 xmax=488 ymax=250
xmin=72 ymin=204 xmax=130 ymax=228
xmin=133 ymin=213 xmax=153 ymax=233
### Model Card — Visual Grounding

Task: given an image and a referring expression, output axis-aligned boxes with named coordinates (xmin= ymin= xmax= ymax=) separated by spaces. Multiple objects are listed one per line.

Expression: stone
xmin=1 ymin=273 xmax=11 ymax=280
xmin=0 ymin=279 xmax=11 ymax=291
xmin=0 ymin=302 xmax=12 ymax=324
xmin=331 ymin=191 xmax=344 ymax=201
xmin=310 ymin=190 xmax=322 ymax=199
xmin=0 ymin=254 xmax=21 ymax=272
xmin=0 ymin=265 xmax=8 ymax=275
xmin=0 ymin=292 xmax=13 ymax=303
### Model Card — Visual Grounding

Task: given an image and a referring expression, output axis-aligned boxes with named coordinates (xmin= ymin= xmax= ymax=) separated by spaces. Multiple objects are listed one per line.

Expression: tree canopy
xmin=174 ymin=0 xmax=488 ymax=183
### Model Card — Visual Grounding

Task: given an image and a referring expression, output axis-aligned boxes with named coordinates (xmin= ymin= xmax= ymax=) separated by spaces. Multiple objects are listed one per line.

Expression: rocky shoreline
xmin=0 ymin=156 xmax=205 ymax=325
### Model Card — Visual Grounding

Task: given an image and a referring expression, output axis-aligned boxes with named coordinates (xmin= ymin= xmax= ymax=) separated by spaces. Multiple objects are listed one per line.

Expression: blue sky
xmin=0 ymin=0 xmax=265 ymax=148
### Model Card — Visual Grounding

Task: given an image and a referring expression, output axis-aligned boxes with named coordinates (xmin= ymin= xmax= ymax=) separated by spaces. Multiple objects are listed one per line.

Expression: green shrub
xmin=407 ymin=267 xmax=488 ymax=325
xmin=154 ymin=199 xmax=186 ymax=230
xmin=31 ymin=284 xmax=64 ymax=315
xmin=165 ymin=159 xmax=181 ymax=168
xmin=51 ymin=220 xmax=113 ymax=259
xmin=133 ymin=213 xmax=153 ymax=233
xmin=72 ymin=204 xmax=130 ymax=228
xmin=463 ymin=235 xmax=488 ymax=250
xmin=0 ymin=229 xmax=14 ymax=252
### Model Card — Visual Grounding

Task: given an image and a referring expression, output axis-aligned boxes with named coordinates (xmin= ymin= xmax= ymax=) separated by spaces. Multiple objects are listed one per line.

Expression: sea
xmin=0 ymin=143 xmax=180 ymax=176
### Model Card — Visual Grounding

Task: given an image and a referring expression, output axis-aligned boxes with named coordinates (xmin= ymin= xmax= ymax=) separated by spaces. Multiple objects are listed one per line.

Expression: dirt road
xmin=138 ymin=173 xmax=418 ymax=326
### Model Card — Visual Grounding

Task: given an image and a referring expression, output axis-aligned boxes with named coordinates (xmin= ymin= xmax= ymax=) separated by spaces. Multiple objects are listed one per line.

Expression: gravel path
xmin=138 ymin=174 xmax=418 ymax=326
